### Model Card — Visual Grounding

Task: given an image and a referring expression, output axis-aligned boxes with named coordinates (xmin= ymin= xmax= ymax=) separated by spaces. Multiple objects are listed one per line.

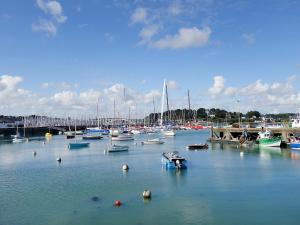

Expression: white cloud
xmin=143 ymin=90 xmax=161 ymax=103
xmin=240 ymin=80 xmax=269 ymax=95
xmin=32 ymin=19 xmax=57 ymax=36
xmin=33 ymin=0 xmax=67 ymax=36
xmin=151 ymin=27 xmax=211 ymax=49
xmin=167 ymin=80 xmax=180 ymax=89
xmin=208 ymin=76 xmax=225 ymax=97
xmin=242 ymin=33 xmax=256 ymax=45
xmin=131 ymin=7 xmax=147 ymax=24
xmin=36 ymin=0 xmax=67 ymax=23
xmin=139 ymin=24 xmax=161 ymax=42
xmin=40 ymin=81 xmax=78 ymax=90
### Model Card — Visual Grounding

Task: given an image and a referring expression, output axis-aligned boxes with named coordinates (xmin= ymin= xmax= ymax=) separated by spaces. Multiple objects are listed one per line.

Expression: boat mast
xmin=23 ymin=117 xmax=26 ymax=137
xmin=165 ymin=83 xmax=170 ymax=123
xmin=152 ymin=96 xmax=156 ymax=126
xmin=188 ymin=89 xmax=191 ymax=125
xmin=97 ymin=98 xmax=100 ymax=128
xmin=160 ymin=79 xmax=166 ymax=127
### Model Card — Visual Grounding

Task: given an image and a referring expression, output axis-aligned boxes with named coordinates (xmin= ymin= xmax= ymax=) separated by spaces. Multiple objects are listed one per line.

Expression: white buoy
xmin=143 ymin=189 xmax=151 ymax=199
xmin=240 ymin=152 xmax=244 ymax=157
xmin=122 ymin=164 xmax=129 ymax=171
xmin=57 ymin=157 xmax=62 ymax=163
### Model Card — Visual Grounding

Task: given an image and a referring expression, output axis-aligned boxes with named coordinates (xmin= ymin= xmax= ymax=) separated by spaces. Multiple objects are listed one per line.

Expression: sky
xmin=0 ymin=0 xmax=300 ymax=117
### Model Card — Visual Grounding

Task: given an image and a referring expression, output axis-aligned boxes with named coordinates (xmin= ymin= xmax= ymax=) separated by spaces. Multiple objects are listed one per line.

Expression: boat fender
xmin=143 ymin=189 xmax=151 ymax=199
xmin=122 ymin=164 xmax=129 ymax=171
xmin=115 ymin=200 xmax=122 ymax=207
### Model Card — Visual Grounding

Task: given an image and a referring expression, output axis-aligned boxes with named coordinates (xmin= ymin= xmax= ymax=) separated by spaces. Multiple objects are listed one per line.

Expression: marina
xmin=1 ymin=130 xmax=300 ymax=225
xmin=1 ymin=0 xmax=300 ymax=224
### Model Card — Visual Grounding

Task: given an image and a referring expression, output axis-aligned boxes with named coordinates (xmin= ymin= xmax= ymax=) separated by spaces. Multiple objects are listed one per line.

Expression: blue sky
xmin=0 ymin=0 xmax=300 ymax=117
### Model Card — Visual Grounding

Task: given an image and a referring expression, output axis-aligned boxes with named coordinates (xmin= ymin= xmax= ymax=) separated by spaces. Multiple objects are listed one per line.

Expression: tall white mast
xmin=160 ymin=79 xmax=166 ymax=127
xmin=97 ymin=98 xmax=100 ymax=128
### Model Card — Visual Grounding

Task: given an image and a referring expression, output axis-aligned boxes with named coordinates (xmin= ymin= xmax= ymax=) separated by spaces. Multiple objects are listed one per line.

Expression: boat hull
xmin=162 ymin=152 xmax=187 ymax=169
xmin=257 ymin=138 xmax=282 ymax=147
xmin=290 ymin=142 xmax=300 ymax=149
xmin=186 ymin=144 xmax=208 ymax=150
xmin=111 ymin=135 xmax=134 ymax=141
xmin=107 ymin=145 xmax=129 ymax=152
xmin=82 ymin=136 xmax=103 ymax=140
xmin=68 ymin=142 xmax=90 ymax=149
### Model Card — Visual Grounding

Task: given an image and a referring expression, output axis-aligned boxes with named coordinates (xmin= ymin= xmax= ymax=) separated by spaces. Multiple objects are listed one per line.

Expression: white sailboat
xmin=12 ymin=119 xmax=27 ymax=143
xmin=160 ymin=79 xmax=176 ymax=136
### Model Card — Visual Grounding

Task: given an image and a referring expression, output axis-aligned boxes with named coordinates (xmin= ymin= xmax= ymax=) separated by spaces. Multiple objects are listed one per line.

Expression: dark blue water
xmin=1 ymin=130 xmax=300 ymax=225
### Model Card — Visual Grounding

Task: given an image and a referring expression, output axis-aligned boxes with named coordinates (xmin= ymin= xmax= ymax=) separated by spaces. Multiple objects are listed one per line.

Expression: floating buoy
xmin=33 ymin=151 xmax=37 ymax=156
xmin=57 ymin=157 xmax=62 ymax=163
xmin=240 ymin=152 xmax=244 ymax=157
xmin=143 ymin=189 xmax=151 ymax=199
xmin=122 ymin=164 xmax=129 ymax=171
xmin=115 ymin=200 xmax=122 ymax=207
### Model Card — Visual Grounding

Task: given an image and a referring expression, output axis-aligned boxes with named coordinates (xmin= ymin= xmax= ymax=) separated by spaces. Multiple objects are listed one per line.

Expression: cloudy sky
xmin=1 ymin=0 xmax=300 ymax=117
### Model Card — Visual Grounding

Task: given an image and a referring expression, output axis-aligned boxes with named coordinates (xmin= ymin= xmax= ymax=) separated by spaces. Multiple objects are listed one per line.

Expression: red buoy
xmin=115 ymin=200 xmax=122 ymax=207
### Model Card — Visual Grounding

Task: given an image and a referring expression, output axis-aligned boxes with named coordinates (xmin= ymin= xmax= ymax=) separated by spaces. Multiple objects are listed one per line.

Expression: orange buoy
xmin=115 ymin=200 xmax=122 ymax=207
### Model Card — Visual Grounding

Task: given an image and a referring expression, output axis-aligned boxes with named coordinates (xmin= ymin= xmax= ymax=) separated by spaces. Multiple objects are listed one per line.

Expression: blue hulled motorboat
xmin=162 ymin=151 xmax=187 ymax=169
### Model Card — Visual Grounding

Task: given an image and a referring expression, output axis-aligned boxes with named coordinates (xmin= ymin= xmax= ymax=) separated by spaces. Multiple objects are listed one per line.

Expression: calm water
xmin=1 ymin=130 xmax=300 ymax=225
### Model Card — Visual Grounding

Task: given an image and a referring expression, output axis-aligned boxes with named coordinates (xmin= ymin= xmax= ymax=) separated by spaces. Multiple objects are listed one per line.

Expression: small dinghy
xmin=106 ymin=144 xmax=129 ymax=152
xmin=186 ymin=143 xmax=208 ymax=150
xmin=141 ymin=138 xmax=164 ymax=145
xmin=68 ymin=142 xmax=90 ymax=149
xmin=162 ymin=151 xmax=187 ymax=169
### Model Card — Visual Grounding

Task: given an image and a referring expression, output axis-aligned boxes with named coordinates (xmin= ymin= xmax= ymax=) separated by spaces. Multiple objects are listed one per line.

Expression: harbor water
xmin=1 ymin=130 xmax=300 ymax=225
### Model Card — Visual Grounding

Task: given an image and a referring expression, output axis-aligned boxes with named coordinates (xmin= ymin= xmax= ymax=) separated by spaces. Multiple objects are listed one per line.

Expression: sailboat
xmin=160 ymin=79 xmax=176 ymax=136
xmin=86 ymin=98 xmax=110 ymax=136
xmin=110 ymin=98 xmax=134 ymax=141
xmin=106 ymin=99 xmax=130 ymax=152
xmin=12 ymin=119 xmax=28 ymax=143
xmin=68 ymin=119 xmax=90 ymax=149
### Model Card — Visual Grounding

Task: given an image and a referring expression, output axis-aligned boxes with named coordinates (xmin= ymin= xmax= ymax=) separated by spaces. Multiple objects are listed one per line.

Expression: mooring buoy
xmin=115 ymin=200 xmax=122 ymax=207
xmin=122 ymin=164 xmax=129 ymax=171
xmin=142 ymin=189 xmax=151 ymax=199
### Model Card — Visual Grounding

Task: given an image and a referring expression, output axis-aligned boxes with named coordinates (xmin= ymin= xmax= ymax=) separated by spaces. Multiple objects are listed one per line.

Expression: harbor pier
xmin=208 ymin=126 xmax=300 ymax=144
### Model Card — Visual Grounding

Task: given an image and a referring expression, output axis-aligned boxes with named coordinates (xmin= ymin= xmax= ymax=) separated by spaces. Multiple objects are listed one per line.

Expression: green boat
xmin=256 ymin=130 xmax=281 ymax=147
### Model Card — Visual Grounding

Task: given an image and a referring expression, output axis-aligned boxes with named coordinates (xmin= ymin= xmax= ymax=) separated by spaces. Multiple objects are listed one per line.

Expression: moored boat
xmin=111 ymin=134 xmax=134 ymax=141
xmin=186 ymin=143 xmax=208 ymax=150
xmin=141 ymin=138 xmax=164 ymax=145
xmin=12 ymin=133 xmax=27 ymax=143
xmin=290 ymin=138 xmax=300 ymax=149
xmin=162 ymin=151 xmax=187 ymax=169
xmin=68 ymin=142 xmax=90 ymax=149
xmin=106 ymin=144 xmax=129 ymax=152
xmin=82 ymin=132 xmax=103 ymax=140
xmin=256 ymin=130 xmax=282 ymax=147
xmin=161 ymin=129 xmax=176 ymax=136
